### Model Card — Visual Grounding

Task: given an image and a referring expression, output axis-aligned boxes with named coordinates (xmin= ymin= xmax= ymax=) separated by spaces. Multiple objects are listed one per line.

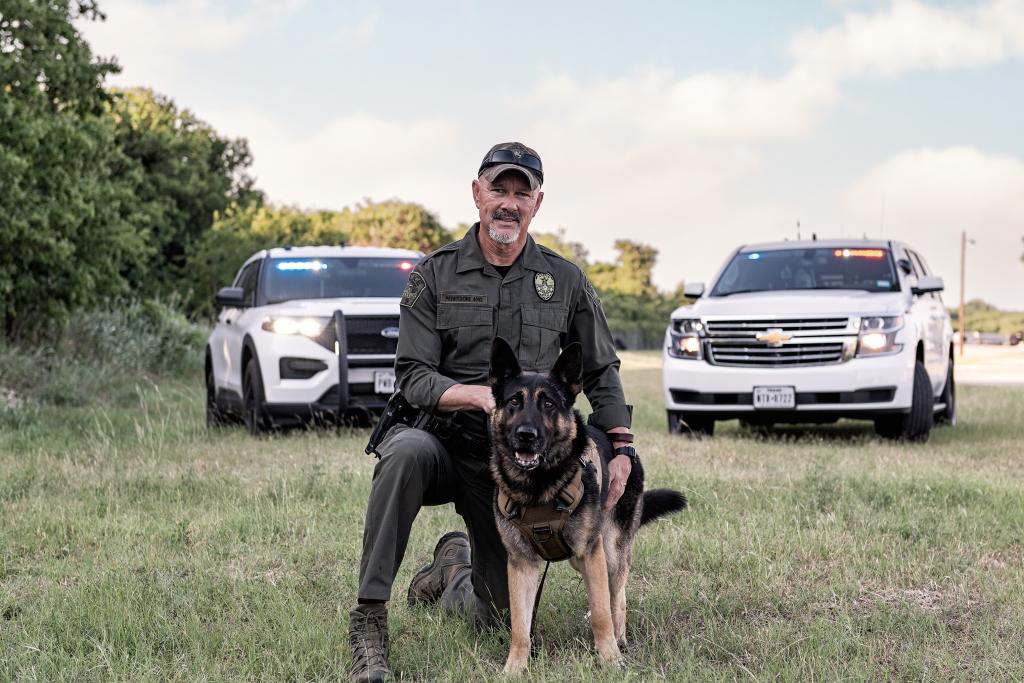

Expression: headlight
xmin=261 ymin=316 xmax=330 ymax=338
xmin=668 ymin=319 xmax=704 ymax=360
xmin=856 ymin=315 xmax=903 ymax=357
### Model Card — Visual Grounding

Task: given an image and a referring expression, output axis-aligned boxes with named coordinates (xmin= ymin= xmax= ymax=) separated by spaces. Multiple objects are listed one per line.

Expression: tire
xmin=668 ymin=410 xmax=715 ymax=436
xmin=205 ymin=356 xmax=228 ymax=429
xmin=874 ymin=361 xmax=934 ymax=442
xmin=243 ymin=356 xmax=271 ymax=436
xmin=935 ymin=358 xmax=957 ymax=426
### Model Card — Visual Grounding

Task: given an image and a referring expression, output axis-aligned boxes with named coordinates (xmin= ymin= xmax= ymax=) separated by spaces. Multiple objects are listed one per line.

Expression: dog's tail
xmin=640 ymin=489 xmax=687 ymax=526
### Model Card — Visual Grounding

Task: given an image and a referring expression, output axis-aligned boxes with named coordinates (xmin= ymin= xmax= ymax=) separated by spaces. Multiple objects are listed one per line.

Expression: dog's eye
xmin=507 ymin=396 xmax=521 ymax=408
xmin=542 ymin=399 xmax=555 ymax=411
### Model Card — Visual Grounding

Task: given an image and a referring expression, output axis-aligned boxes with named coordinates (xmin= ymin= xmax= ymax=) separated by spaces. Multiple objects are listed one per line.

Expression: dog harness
xmin=497 ymin=456 xmax=591 ymax=562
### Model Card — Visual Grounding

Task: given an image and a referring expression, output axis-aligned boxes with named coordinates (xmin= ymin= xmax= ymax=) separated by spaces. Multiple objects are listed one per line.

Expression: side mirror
xmin=215 ymin=286 xmax=246 ymax=308
xmin=912 ymin=275 xmax=944 ymax=295
xmin=683 ymin=282 xmax=705 ymax=298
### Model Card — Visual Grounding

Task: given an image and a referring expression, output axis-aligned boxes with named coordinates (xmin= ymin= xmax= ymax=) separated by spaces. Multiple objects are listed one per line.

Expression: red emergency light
xmin=834 ymin=249 xmax=885 ymax=259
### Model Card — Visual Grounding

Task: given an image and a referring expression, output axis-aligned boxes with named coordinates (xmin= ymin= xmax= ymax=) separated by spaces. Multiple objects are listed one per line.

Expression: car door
xmin=222 ymin=259 xmax=262 ymax=395
xmin=907 ymin=250 xmax=948 ymax=393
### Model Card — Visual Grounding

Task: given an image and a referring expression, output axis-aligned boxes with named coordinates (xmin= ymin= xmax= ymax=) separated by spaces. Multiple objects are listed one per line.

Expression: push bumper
xmin=252 ymin=312 xmax=395 ymax=420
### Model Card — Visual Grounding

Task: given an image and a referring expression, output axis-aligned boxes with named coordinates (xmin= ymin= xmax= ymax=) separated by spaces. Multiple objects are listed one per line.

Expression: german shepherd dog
xmin=488 ymin=338 xmax=686 ymax=673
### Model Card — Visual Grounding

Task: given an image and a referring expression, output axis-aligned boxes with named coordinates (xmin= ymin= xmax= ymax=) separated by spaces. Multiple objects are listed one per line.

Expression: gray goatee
xmin=488 ymin=225 xmax=520 ymax=244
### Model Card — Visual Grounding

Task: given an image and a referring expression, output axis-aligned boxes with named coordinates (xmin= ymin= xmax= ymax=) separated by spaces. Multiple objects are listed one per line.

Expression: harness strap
xmin=497 ymin=458 xmax=590 ymax=562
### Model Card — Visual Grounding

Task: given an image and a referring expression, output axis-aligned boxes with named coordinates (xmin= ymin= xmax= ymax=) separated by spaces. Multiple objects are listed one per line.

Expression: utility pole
xmin=959 ymin=230 xmax=966 ymax=358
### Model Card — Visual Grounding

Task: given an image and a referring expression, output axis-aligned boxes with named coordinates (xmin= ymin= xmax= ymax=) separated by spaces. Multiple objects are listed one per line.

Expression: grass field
xmin=2 ymin=352 xmax=1023 ymax=681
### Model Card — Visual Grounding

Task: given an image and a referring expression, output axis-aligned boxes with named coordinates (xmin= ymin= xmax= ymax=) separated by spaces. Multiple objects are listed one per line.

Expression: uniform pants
xmin=356 ymin=424 xmax=509 ymax=627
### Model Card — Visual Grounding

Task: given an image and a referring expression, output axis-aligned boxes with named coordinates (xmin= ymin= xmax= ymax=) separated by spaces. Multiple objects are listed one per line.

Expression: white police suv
xmin=663 ymin=239 xmax=955 ymax=441
xmin=206 ymin=245 xmax=421 ymax=434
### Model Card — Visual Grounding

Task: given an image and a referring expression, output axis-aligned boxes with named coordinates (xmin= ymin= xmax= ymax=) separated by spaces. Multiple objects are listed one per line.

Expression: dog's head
xmin=487 ymin=337 xmax=583 ymax=471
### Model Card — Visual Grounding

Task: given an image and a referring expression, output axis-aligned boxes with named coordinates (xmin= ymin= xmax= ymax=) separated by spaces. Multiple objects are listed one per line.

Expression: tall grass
xmin=1 ymin=352 xmax=1022 ymax=681
xmin=0 ymin=300 xmax=205 ymax=408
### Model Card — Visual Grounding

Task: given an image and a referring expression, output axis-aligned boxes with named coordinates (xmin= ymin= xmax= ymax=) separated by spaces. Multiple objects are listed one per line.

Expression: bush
xmin=58 ymin=299 xmax=206 ymax=375
xmin=600 ymin=291 xmax=682 ymax=349
xmin=0 ymin=300 xmax=205 ymax=408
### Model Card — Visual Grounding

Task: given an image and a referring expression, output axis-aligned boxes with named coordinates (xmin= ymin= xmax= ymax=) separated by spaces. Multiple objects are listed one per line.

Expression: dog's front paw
xmin=503 ymin=651 xmax=529 ymax=676
xmin=596 ymin=638 xmax=623 ymax=666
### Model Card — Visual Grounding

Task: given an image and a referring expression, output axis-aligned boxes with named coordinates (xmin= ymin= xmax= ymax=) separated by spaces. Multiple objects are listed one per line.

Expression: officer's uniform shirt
xmin=396 ymin=223 xmax=632 ymax=441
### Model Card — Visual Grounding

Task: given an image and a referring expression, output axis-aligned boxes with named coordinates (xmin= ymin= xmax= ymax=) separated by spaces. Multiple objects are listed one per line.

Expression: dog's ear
xmin=550 ymin=342 xmax=583 ymax=398
xmin=488 ymin=337 xmax=521 ymax=395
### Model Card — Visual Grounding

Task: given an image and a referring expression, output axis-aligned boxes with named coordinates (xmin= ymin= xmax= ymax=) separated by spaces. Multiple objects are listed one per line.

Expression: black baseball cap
xmin=478 ymin=142 xmax=543 ymax=190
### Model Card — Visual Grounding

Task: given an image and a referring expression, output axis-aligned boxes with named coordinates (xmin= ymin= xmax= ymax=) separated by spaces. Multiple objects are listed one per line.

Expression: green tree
xmin=106 ymin=87 xmax=258 ymax=299
xmin=587 ymin=239 xmax=658 ymax=297
xmin=532 ymin=228 xmax=589 ymax=266
xmin=0 ymin=1 xmax=148 ymax=339
xmin=346 ymin=199 xmax=455 ymax=253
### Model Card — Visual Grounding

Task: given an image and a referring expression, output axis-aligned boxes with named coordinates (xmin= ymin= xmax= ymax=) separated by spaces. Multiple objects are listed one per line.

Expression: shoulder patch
xmin=401 ymin=271 xmax=427 ymax=308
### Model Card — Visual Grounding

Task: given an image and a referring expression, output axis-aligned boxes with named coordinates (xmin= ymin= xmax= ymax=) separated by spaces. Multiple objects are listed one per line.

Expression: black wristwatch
xmin=613 ymin=445 xmax=640 ymax=466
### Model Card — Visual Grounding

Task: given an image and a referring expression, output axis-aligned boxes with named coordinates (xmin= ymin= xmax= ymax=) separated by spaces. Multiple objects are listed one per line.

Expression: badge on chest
xmin=534 ymin=272 xmax=555 ymax=301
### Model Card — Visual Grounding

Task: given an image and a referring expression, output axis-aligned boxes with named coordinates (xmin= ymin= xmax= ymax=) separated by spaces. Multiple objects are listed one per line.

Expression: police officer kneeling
xmin=348 ymin=142 xmax=636 ymax=682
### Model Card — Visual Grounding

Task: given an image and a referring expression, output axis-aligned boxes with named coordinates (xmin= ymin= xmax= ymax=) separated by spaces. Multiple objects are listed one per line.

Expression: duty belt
xmin=496 ymin=457 xmax=589 ymax=562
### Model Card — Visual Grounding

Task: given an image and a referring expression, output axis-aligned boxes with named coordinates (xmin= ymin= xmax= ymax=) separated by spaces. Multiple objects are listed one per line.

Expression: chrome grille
xmin=703 ymin=317 xmax=849 ymax=337
xmin=707 ymin=341 xmax=846 ymax=367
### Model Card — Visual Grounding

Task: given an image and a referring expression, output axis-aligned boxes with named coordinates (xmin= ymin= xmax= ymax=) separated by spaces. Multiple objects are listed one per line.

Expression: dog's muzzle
xmin=513 ymin=451 xmax=542 ymax=470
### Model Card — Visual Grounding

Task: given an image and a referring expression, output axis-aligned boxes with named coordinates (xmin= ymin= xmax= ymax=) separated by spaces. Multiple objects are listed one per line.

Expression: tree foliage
xmin=106 ymin=87 xmax=259 ymax=298
xmin=0 ymin=1 xmax=146 ymax=338
xmin=587 ymin=239 xmax=658 ymax=297
xmin=532 ymin=228 xmax=589 ymax=266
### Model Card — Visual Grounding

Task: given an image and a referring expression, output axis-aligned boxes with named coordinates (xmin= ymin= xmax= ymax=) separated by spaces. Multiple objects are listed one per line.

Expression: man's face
xmin=472 ymin=170 xmax=544 ymax=246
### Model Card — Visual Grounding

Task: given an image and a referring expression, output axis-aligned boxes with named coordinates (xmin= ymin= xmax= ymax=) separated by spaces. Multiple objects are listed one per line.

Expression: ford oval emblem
xmin=380 ymin=326 xmax=400 ymax=339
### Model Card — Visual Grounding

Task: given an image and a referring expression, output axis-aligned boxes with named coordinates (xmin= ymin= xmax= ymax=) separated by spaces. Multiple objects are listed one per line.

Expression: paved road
xmin=955 ymin=344 xmax=1024 ymax=386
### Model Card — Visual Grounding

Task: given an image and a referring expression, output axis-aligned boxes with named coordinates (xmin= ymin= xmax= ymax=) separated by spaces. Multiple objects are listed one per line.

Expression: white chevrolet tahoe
xmin=662 ymin=240 xmax=955 ymax=441
xmin=206 ymin=245 xmax=421 ymax=435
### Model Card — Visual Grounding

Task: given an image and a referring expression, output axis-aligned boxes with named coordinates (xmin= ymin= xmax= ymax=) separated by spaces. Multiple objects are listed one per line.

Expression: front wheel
xmin=668 ymin=411 xmax=715 ymax=437
xmin=206 ymin=360 xmax=227 ymax=428
xmin=243 ymin=356 xmax=271 ymax=437
xmin=874 ymin=361 xmax=934 ymax=442
xmin=935 ymin=359 xmax=956 ymax=426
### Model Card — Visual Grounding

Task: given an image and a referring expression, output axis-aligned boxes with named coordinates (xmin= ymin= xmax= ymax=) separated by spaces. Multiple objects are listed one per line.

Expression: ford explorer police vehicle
xmin=663 ymin=240 xmax=955 ymax=441
xmin=206 ymin=245 xmax=421 ymax=435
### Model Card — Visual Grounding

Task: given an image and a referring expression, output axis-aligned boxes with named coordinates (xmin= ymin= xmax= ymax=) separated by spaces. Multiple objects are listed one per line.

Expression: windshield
xmin=711 ymin=247 xmax=900 ymax=296
xmin=263 ymin=257 xmax=418 ymax=303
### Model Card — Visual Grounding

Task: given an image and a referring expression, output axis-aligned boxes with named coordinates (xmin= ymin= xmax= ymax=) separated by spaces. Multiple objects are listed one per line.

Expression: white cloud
xmin=842 ymin=147 xmax=1024 ymax=309
xmin=791 ymin=0 xmax=1024 ymax=78
xmin=202 ymin=107 xmax=470 ymax=220
xmin=83 ymin=0 xmax=305 ymax=88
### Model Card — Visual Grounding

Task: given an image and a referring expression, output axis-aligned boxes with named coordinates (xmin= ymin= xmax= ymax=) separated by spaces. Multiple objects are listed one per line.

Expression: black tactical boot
xmin=348 ymin=603 xmax=391 ymax=683
xmin=407 ymin=531 xmax=472 ymax=606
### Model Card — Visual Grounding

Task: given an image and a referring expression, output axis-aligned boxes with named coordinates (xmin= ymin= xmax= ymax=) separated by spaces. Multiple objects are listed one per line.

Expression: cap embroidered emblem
xmin=535 ymin=272 xmax=555 ymax=301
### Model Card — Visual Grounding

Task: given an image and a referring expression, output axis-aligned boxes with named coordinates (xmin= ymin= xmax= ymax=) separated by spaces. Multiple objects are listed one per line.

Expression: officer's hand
xmin=468 ymin=385 xmax=496 ymax=413
xmin=604 ymin=454 xmax=632 ymax=510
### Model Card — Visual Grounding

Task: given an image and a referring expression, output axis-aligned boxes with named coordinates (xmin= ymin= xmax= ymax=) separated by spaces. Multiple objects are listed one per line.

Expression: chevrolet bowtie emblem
xmin=757 ymin=328 xmax=792 ymax=346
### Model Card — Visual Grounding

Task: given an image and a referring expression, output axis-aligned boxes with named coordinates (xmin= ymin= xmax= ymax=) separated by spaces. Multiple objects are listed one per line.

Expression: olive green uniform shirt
xmin=396 ymin=223 xmax=632 ymax=440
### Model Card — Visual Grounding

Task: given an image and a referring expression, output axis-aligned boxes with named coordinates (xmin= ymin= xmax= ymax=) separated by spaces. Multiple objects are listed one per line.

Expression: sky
xmin=80 ymin=0 xmax=1024 ymax=309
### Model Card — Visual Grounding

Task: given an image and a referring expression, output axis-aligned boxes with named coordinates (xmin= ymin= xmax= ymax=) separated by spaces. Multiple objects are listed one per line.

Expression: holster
xmin=365 ymin=391 xmax=451 ymax=457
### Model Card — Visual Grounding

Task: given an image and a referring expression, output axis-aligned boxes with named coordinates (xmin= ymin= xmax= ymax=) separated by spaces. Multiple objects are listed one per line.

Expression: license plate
xmin=374 ymin=370 xmax=396 ymax=394
xmin=753 ymin=386 xmax=795 ymax=409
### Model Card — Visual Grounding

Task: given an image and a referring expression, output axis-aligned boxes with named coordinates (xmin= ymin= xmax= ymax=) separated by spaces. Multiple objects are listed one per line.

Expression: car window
xmin=711 ymin=247 xmax=900 ymax=296
xmin=908 ymin=251 xmax=929 ymax=276
xmin=262 ymin=257 xmax=419 ymax=303
xmin=907 ymin=250 xmax=940 ymax=301
xmin=235 ymin=261 xmax=261 ymax=306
